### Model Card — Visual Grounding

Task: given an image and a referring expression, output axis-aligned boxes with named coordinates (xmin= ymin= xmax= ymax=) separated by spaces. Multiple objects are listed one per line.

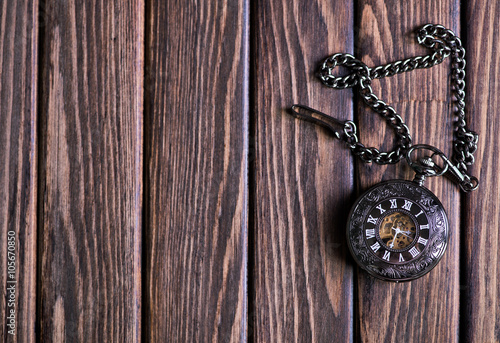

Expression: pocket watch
xmin=290 ymin=24 xmax=479 ymax=282
xmin=346 ymin=180 xmax=448 ymax=281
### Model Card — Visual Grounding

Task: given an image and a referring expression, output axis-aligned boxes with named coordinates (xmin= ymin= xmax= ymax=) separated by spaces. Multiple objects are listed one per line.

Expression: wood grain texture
xmin=38 ymin=0 xmax=143 ymax=341
xmin=355 ymin=1 xmax=460 ymax=342
xmin=0 ymin=0 xmax=38 ymax=341
xmin=144 ymin=0 xmax=248 ymax=342
xmin=252 ymin=1 xmax=354 ymax=341
xmin=1 ymin=0 xmax=499 ymax=341
xmin=463 ymin=1 xmax=500 ymax=341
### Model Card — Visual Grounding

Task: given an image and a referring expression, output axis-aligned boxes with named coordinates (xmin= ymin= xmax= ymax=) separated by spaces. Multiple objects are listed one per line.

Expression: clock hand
xmin=398 ymin=232 xmax=413 ymax=238
xmin=390 ymin=227 xmax=401 ymax=248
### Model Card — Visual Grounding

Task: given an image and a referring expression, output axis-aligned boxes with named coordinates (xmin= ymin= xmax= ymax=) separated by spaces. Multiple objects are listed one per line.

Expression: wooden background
xmin=0 ymin=0 xmax=499 ymax=342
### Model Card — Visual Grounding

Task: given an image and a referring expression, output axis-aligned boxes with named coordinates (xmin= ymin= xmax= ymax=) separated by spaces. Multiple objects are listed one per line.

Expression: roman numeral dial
xmin=362 ymin=197 xmax=431 ymax=264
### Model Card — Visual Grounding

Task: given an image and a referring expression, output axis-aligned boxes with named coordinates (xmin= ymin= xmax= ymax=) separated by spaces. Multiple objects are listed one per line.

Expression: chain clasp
xmin=406 ymin=144 xmax=479 ymax=192
xmin=290 ymin=105 xmax=357 ymax=142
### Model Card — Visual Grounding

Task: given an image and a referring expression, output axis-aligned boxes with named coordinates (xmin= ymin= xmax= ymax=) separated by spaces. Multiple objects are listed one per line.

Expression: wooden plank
xmin=144 ymin=0 xmax=248 ymax=341
xmin=462 ymin=1 xmax=500 ymax=341
xmin=355 ymin=2 xmax=461 ymax=342
xmin=252 ymin=1 xmax=354 ymax=341
xmin=37 ymin=1 xmax=143 ymax=341
xmin=0 ymin=0 xmax=38 ymax=341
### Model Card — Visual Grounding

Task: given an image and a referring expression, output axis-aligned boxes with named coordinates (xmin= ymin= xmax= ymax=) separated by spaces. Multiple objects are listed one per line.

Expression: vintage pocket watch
xmin=291 ymin=24 xmax=479 ymax=282
xmin=346 ymin=179 xmax=448 ymax=281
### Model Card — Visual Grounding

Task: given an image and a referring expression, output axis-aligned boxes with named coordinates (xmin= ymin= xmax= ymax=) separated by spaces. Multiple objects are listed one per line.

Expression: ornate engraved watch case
xmin=346 ymin=180 xmax=449 ymax=282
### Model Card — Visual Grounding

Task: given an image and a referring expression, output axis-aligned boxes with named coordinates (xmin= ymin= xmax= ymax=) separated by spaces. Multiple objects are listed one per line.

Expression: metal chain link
xmin=317 ymin=24 xmax=479 ymax=191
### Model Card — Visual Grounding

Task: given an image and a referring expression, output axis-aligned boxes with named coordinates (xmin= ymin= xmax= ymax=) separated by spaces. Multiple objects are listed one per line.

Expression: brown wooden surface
xmin=463 ymin=1 xmax=500 ymax=341
xmin=37 ymin=0 xmax=143 ymax=341
xmin=144 ymin=0 xmax=248 ymax=341
xmin=2 ymin=0 xmax=500 ymax=342
xmin=355 ymin=1 xmax=461 ymax=342
xmin=0 ymin=1 xmax=38 ymax=342
xmin=252 ymin=1 xmax=354 ymax=341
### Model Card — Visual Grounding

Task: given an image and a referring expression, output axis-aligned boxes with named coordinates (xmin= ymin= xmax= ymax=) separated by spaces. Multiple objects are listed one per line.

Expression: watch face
xmin=346 ymin=180 xmax=448 ymax=282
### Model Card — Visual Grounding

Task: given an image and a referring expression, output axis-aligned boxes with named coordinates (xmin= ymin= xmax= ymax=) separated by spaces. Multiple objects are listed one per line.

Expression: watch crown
xmin=420 ymin=156 xmax=435 ymax=167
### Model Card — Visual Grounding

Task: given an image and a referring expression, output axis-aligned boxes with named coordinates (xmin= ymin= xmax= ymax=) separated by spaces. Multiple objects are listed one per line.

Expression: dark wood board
xmin=0 ymin=0 xmax=38 ymax=341
xmin=252 ymin=1 xmax=354 ymax=341
xmin=144 ymin=0 xmax=249 ymax=341
xmin=463 ymin=1 xmax=500 ymax=341
xmin=37 ymin=1 xmax=144 ymax=341
xmin=355 ymin=1 xmax=461 ymax=342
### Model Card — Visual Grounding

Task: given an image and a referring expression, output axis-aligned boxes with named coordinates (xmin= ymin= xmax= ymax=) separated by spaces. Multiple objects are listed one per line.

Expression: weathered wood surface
xmin=463 ymin=1 xmax=500 ymax=342
xmin=1 ymin=0 xmax=500 ymax=342
xmin=355 ymin=1 xmax=461 ymax=342
xmin=0 ymin=1 xmax=38 ymax=342
xmin=37 ymin=0 xmax=143 ymax=341
xmin=144 ymin=0 xmax=248 ymax=341
xmin=252 ymin=0 xmax=354 ymax=341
